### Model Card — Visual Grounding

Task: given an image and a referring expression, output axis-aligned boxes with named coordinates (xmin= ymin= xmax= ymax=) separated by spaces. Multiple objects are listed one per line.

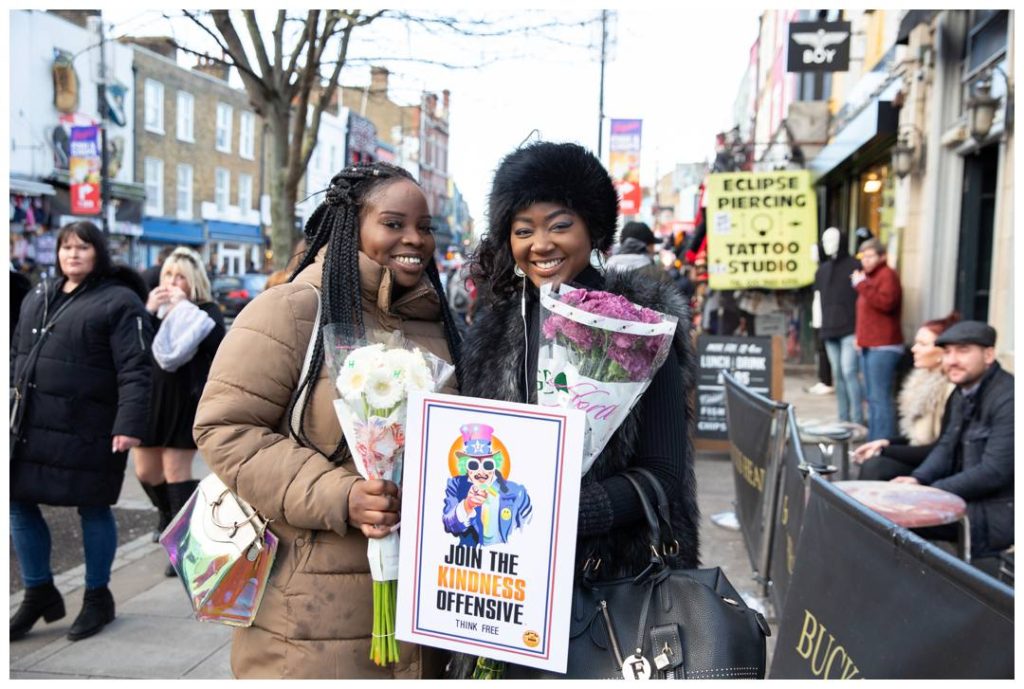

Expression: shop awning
xmin=207 ymin=220 xmax=263 ymax=243
xmin=141 ymin=218 xmax=205 ymax=245
xmin=896 ymin=10 xmax=938 ymax=45
xmin=808 ymin=89 xmax=899 ymax=182
xmin=9 ymin=176 xmax=56 ymax=196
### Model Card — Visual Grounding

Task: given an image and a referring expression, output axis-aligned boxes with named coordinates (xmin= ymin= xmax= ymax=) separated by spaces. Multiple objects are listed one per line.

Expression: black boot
xmin=67 ymin=586 xmax=115 ymax=641
xmin=140 ymin=481 xmax=173 ymax=543
xmin=164 ymin=480 xmax=199 ymax=577
xmin=10 ymin=581 xmax=65 ymax=641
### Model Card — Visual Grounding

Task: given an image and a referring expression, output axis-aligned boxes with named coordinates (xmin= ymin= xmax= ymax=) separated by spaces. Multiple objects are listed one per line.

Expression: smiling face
xmin=509 ymin=202 xmax=592 ymax=288
xmin=58 ymin=234 xmax=97 ymax=283
xmin=466 ymin=456 xmax=497 ymax=487
xmin=942 ymin=343 xmax=995 ymax=387
xmin=359 ymin=179 xmax=435 ymax=291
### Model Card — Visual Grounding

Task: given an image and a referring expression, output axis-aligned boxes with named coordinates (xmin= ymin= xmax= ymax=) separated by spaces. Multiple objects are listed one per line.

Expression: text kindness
xmin=436 ymin=545 xmax=527 ymax=625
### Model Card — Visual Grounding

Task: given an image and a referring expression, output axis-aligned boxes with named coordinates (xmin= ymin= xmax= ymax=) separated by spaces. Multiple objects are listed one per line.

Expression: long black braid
xmin=284 ymin=161 xmax=463 ymax=463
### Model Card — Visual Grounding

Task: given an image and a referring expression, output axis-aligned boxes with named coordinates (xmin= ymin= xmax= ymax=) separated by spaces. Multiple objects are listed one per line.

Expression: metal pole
xmin=597 ymin=10 xmax=607 ymax=159
xmin=98 ymin=15 xmax=111 ymax=235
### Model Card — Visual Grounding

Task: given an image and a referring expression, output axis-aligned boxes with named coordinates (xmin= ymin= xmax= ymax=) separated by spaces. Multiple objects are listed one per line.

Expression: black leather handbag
xmin=507 ymin=467 xmax=770 ymax=679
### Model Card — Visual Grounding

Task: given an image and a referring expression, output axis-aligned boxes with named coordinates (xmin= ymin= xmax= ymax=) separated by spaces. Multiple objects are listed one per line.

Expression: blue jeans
xmin=859 ymin=347 xmax=903 ymax=441
xmin=824 ymin=335 xmax=864 ymax=425
xmin=10 ymin=502 xmax=117 ymax=589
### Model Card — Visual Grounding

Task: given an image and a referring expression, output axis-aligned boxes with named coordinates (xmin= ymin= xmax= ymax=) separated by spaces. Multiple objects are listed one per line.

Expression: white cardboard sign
xmin=396 ymin=392 xmax=584 ymax=673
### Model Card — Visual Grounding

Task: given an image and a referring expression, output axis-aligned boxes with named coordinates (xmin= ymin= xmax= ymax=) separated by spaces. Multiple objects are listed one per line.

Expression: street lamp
xmin=892 ymin=124 xmax=924 ymax=179
xmin=966 ymin=66 xmax=1014 ymax=141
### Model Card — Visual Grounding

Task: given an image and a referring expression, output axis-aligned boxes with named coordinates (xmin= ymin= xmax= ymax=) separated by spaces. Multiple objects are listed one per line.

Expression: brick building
xmin=341 ymin=67 xmax=455 ymax=247
xmin=126 ymin=39 xmax=266 ymax=275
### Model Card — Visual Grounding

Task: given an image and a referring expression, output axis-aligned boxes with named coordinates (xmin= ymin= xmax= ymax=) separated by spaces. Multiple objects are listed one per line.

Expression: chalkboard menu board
xmin=695 ymin=334 xmax=780 ymax=444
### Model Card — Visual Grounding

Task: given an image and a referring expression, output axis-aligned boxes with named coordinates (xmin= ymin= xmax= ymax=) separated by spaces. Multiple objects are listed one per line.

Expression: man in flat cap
xmin=894 ymin=321 xmax=1014 ymax=565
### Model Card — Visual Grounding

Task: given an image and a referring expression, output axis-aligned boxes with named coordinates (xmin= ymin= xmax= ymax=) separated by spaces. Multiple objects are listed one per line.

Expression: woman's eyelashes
xmin=513 ymin=221 xmax=572 ymax=238
xmin=381 ymin=220 xmax=434 ymax=235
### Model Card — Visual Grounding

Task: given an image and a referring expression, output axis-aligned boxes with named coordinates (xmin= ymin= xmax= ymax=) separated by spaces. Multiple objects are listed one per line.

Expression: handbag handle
xmin=209 ymin=488 xmax=267 ymax=540
xmin=624 ymin=468 xmax=679 ymax=558
xmin=621 ymin=473 xmax=666 ymax=584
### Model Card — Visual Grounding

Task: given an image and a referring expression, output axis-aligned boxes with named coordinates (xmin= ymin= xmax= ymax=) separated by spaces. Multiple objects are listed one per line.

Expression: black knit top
xmin=522 ymin=266 xmax=689 ymax=539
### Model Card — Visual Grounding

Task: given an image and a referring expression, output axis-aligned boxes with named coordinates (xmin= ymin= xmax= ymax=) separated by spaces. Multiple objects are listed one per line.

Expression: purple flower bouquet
xmin=536 ymin=283 xmax=678 ymax=474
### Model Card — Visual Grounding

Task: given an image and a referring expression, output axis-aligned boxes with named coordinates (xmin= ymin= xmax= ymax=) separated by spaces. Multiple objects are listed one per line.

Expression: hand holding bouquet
xmin=323 ymin=326 xmax=454 ymax=666
xmin=536 ymin=283 xmax=678 ymax=474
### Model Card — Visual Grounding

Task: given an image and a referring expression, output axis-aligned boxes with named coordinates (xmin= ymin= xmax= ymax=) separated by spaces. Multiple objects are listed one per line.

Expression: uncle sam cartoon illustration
xmin=442 ymin=423 xmax=532 ymax=547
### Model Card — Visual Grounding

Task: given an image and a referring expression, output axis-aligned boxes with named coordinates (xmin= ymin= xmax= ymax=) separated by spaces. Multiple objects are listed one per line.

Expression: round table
xmin=834 ymin=480 xmax=970 ymax=560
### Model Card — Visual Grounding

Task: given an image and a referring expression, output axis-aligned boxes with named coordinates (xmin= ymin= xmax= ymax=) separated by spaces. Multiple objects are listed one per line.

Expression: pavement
xmin=9 ymin=366 xmax=844 ymax=680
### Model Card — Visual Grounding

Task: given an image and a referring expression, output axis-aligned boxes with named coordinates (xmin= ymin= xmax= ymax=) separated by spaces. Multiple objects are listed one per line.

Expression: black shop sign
xmin=696 ymin=335 xmax=777 ymax=443
xmin=787 ymin=21 xmax=851 ymax=73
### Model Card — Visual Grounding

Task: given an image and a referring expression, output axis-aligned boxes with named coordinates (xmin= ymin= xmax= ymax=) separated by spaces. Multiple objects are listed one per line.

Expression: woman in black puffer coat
xmin=10 ymin=221 xmax=153 ymax=643
xmin=447 ymin=142 xmax=699 ymax=678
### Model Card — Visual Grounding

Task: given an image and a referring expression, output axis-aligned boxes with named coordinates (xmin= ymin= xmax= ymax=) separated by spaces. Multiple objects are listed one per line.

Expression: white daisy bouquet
xmin=322 ymin=325 xmax=455 ymax=666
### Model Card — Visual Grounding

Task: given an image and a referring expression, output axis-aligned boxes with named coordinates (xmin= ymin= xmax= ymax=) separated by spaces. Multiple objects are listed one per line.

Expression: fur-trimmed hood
xmin=460 ymin=268 xmax=700 ymax=577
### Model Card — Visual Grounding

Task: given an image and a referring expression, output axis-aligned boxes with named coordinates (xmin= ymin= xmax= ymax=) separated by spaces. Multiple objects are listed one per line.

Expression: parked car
xmin=212 ymin=273 xmax=268 ymax=317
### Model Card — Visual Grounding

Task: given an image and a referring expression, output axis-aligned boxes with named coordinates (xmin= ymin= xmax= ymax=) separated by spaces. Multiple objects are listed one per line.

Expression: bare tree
xmin=179 ymin=10 xmax=382 ymax=269
xmin=175 ymin=10 xmax=600 ymax=269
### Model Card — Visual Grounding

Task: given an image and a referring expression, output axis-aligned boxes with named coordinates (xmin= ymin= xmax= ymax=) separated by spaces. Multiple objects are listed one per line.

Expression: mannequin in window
xmin=813 ymin=227 xmax=864 ymax=426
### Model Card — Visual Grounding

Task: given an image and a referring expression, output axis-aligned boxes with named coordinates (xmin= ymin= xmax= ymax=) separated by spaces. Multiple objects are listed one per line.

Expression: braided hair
xmin=285 ymin=161 xmax=463 ymax=462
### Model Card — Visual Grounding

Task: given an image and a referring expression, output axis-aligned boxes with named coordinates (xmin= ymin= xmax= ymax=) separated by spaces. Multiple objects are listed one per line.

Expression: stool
xmin=835 ymin=480 xmax=971 ymax=562
xmin=800 ymin=424 xmax=854 ymax=480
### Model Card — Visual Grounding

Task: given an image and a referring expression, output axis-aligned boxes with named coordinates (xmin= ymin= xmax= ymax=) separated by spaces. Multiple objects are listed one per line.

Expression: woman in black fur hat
xmin=451 ymin=141 xmax=699 ymax=677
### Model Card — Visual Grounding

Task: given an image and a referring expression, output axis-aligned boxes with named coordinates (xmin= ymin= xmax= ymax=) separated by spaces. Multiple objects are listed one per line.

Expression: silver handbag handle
xmin=209 ymin=489 xmax=268 ymax=540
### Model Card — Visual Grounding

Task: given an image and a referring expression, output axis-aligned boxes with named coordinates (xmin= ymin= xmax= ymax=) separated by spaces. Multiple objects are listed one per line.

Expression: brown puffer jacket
xmin=194 ymin=250 xmax=454 ymax=679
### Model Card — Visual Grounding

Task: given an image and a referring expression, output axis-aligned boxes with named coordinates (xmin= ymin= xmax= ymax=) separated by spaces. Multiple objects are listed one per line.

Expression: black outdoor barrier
xmin=765 ymin=408 xmax=810 ymax=615
xmin=722 ymin=371 xmax=787 ymax=588
xmin=770 ymin=473 xmax=1014 ymax=679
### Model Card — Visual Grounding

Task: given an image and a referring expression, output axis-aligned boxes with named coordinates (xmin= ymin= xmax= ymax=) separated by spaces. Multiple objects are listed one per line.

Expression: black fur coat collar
xmin=460 ymin=267 xmax=700 ymax=576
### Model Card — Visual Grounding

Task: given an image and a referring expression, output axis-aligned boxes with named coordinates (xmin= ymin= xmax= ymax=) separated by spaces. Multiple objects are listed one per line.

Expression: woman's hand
xmin=891 ymin=476 xmax=920 ymax=485
xmin=166 ymin=286 xmax=188 ymax=308
xmin=146 ymin=286 xmax=169 ymax=314
xmin=112 ymin=435 xmax=142 ymax=452
xmin=349 ymin=479 xmax=401 ymax=539
xmin=851 ymin=439 xmax=889 ymax=464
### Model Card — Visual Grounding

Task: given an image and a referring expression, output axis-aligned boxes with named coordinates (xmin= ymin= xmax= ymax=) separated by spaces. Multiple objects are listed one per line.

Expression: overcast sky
xmin=100 ymin=7 xmax=763 ymax=227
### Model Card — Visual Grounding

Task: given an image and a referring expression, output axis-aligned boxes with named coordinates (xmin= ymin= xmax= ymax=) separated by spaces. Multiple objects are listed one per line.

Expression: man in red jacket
xmin=851 ymin=238 xmax=904 ymax=441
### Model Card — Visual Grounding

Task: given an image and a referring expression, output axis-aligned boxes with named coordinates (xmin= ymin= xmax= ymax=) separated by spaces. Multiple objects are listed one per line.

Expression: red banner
xmin=69 ymin=125 xmax=102 ymax=215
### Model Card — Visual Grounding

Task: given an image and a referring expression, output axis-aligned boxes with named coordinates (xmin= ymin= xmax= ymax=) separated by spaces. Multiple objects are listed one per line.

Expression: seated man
xmin=893 ymin=321 xmax=1014 ymax=564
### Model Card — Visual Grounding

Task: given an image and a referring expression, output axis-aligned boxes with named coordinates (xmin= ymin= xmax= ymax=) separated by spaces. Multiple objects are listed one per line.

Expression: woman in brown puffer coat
xmin=194 ymin=162 xmax=462 ymax=678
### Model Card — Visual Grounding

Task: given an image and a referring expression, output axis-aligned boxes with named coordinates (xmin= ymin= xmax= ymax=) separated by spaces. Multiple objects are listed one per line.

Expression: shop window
xmin=962 ymin=10 xmax=1009 ymax=109
xmin=855 ymin=162 xmax=892 ymax=247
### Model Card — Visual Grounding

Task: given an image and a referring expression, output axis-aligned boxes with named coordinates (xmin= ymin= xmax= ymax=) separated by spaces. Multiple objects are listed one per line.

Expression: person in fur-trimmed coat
xmin=465 ymin=141 xmax=700 ymax=576
xmin=448 ymin=142 xmax=699 ymax=679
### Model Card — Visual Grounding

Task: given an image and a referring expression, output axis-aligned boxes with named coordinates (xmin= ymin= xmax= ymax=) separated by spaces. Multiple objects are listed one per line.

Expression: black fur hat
xmin=487 ymin=141 xmax=620 ymax=253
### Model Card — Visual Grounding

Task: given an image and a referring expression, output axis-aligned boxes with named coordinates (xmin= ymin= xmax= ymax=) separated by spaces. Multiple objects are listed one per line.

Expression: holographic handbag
xmin=159 ymin=473 xmax=278 ymax=627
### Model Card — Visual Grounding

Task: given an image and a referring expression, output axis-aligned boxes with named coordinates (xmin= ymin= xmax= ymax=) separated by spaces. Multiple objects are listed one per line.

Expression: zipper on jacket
xmin=137 ymin=316 xmax=147 ymax=352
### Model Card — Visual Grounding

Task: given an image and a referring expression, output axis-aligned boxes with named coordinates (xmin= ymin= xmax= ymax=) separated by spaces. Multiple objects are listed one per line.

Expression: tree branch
xmin=287 ymin=10 xmax=323 ymax=188
xmin=272 ymin=10 xmax=285 ymax=74
xmin=178 ymin=12 xmax=268 ymax=112
xmin=243 ymin=10 xmax=274 ymax=83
